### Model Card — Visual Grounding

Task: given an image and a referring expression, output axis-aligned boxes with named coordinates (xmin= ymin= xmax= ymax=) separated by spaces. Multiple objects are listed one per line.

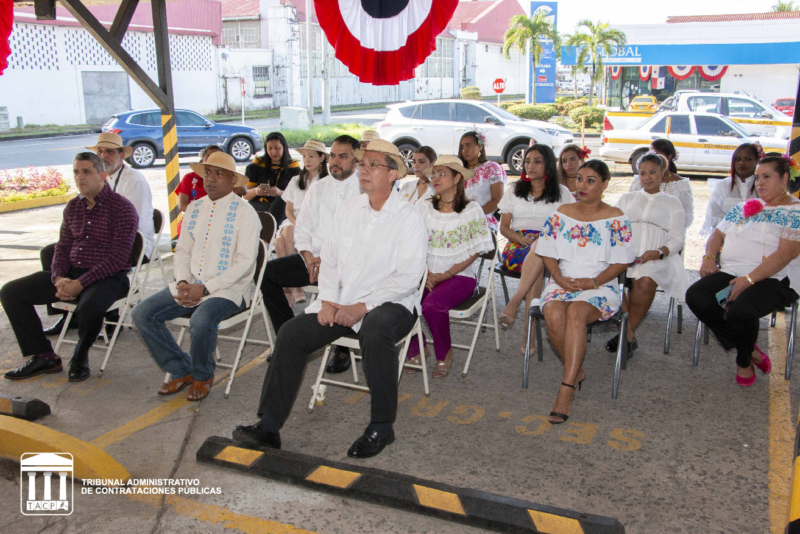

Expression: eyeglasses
xmin=431 ymin=171 xmax=452 ymax=179
xmin=357 ymin=161 xmax=393 ymax=172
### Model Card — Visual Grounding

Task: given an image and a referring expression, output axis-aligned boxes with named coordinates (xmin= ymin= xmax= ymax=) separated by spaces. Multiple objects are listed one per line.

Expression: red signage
xmin=492 ymin=78 xmax=505 ymax=94
xmin=537 ymin=75 xmax=547 ymax=82
xmin=241 ymin=77 xmax=246 ymax=97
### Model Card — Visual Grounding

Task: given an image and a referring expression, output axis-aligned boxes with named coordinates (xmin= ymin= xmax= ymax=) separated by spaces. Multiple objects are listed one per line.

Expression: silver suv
xmin=376 ymin=99 xmax=573 ymax=175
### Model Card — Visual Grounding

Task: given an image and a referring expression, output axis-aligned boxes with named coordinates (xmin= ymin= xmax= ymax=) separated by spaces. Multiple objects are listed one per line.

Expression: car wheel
xmin=395 ymin=142 xmax=419 ymax=172
xmin=506 ymin=143 xmax=528 ymax=176
xmin=130 ymin=143 xmax=156 ymax=168
xmin=228 ymin=137 xmax=254 ymax=162
xmin=630 ymin=148 xmax=648 ymax=174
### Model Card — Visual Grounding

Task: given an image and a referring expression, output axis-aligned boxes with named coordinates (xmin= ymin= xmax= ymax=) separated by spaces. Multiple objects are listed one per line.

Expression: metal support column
xmin=790 ymin=72 xmax=800 ymax=196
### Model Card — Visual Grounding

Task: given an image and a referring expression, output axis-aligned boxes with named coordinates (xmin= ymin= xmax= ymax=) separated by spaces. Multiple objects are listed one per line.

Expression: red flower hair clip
xmin=578 ymin=146 xmax=591 ymax=160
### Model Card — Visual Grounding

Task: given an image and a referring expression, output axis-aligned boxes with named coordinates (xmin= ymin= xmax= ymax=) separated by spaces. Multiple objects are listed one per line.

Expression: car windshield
xmin=777 ymin=99 xmax=795 ymax=107
xmin=479 ymin=102 xmax=522 ymax=122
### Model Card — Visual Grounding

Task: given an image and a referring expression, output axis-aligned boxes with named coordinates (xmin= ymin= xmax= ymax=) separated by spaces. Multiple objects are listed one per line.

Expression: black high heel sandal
xmin=549 ymin=382 xmax=579 ymax=424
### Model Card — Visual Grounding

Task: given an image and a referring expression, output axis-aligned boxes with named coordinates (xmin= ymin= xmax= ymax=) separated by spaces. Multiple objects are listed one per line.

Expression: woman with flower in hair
xmin=700 ymin=143 xmax=763 ymax=236
xmin=630 ymin=139 xmax=694 ymax=229
xmin=606 ymin=153 xmax=689 ymax=355
xmin=496 ymin=145 xmax=575 ymax=355
xmin=558 ymin=144 xmax=591 ymax=199
xmin=458 ymin=131 xmax=507 ymax=231
xmin=537 ymin=159 xmax=635 ymax=423
xmin=686 ymin=155 xmax=800 ymax=387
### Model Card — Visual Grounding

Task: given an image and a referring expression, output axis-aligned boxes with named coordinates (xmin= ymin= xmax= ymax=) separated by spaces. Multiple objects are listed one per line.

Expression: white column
xmin=43 ymin=472 xmax=52 ymax=501
xmin=28 ymin=473 xmax=36 ymax=501
xmin=58 ymin=473 xmax=67 ymax=501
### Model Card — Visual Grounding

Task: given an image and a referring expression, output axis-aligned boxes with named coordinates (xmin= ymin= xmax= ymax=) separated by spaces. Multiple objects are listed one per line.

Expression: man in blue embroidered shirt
xmin=132 ymin=153 xmax=261 ymax=401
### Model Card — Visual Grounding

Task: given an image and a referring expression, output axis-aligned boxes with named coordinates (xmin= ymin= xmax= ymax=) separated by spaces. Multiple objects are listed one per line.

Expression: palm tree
xmin=565 ymin=20 xmax=626 ymax=105
xmin=772 ymin=1 xmax=798 ymax=11
xmin=571 ymin=63 xmax=588 ymax=100
xmin=503 ymin=11 xmax=560 ymax=104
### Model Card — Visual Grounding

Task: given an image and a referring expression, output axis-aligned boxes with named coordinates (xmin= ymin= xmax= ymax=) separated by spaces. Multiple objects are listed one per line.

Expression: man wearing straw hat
xmin=132 ymin=153 xmax=260 ymax=402
xmin=359 ymin=129 xmax=380 ymax=150
xmin=234 ymin=139 xmax=427 ymax=459
xmin=259 ymin=135 xmax=361 ymax=374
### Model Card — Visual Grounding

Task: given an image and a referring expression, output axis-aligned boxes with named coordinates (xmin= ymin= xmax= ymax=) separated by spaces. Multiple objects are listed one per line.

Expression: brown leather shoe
xmin=157 ymin=375 xmax=193 ymax=396
xmin=187 ymin=375 xmax=214 ymax=401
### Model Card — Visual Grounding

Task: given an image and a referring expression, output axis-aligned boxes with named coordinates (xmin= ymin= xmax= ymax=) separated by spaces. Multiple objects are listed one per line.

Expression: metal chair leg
xmin=664 ymin=297 xmax=674 ymax=354
xmin=771 ymin=310 xmax=777 ymax=327
xmin=523 ymin=314 xmax=532 ymax=389
xmin=536 ymin=316 xmax=544 ymax=363
xmin=693 ymin=321 xmax=702 ymax=366
xmin=787 ymin=302 xmax=798 ymax=380
xmin=613 ymin=314 xmax=628 ymax=399
xmin=677 ymin=303 xmax=683 ymax=334
xmin=500 ymin=272 xmax=510 ymax=305
xmin=587 ymin=326 xmax=592 ymax=343
xmin=703 ymin=322 xmax=710 ymax=345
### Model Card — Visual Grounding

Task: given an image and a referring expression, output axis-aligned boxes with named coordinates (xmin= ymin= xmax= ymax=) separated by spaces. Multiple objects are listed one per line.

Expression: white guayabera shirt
xmin=294 ymin=171 xmax=361 ymax=257
xmin=108 ymin=164 xmax=156 ymax=258
xmin=307 ymin=189 xmax=428 ymax=332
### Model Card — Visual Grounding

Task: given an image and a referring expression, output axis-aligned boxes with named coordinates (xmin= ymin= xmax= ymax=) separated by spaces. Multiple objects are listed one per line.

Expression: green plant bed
xmin=0 ymin=183 xmax=69 ymax=203
xmin=271 ymin=123 xmax=368 ymax=148
xmin=568 ymin=106 xmax=605 ymax=129
xmin=506 ymin=103 xmax=558 ymax=121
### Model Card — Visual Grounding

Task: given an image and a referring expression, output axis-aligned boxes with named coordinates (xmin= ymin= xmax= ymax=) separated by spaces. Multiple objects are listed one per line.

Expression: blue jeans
xmin=132 ymin=287 xmax=244 ymax=381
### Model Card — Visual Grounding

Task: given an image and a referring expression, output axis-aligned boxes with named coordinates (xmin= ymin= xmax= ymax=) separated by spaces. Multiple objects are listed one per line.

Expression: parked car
xmin=774 ymin=97 xmax=796 ymax=117
xmin=102 ymin=109 xmax=264 ymax=168
xmin=599 ymin=111 xmax=787 ymax=173
xmin=628 ymin=95 xmax=658 ymax=112
xmin=676 ymin=92 xmax=792 ymax=138
xmin=376 ymin=99 xmax=574 ymax=175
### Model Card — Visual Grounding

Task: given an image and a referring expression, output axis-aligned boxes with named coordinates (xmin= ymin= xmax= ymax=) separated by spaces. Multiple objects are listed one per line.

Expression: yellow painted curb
xmin=0 ymin=193 xmax=76 ymax=213
xmin=0 ymin=415 xmax=130 ymax=483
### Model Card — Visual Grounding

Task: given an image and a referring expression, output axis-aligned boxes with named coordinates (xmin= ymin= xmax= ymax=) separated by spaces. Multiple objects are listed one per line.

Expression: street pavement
xmin=0 ymin=137 xmax=796 ymax=533
xmin=0 ymin=108 xmax=388 ymax=170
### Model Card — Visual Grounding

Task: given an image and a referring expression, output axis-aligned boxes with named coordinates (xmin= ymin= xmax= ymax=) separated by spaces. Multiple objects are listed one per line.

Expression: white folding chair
xmin=53 ymin=231 xmax=147 ymax=376
xmin=140 ymin=209 xmax=167 ymax=294
xmin=308 ymin=272 xmax=430 ymax=411
xmin=165 ymin=238 xmax=275 ymax=398
xmin=449 ymin=232 xmax=501 ymax=378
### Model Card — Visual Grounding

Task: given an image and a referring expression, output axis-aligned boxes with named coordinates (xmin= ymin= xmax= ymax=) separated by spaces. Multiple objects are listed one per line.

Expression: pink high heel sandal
xmin=753 ymin=343 xmax=771 ymax=375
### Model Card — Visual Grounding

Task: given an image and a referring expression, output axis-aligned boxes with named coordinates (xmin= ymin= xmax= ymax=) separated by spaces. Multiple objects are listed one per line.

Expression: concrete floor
xmin=0 ymin=154 xmax=796 ymax=534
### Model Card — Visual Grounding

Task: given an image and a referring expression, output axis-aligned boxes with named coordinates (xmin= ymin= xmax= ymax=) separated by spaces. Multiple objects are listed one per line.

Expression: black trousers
xmin=257 ymin=303 xmax=415 ymax=427
xmin=40 ymin=243 xmax=146 ymax=316
xmin=0 ymin=268 xmax=129 ymax=361
xmin=261 ymin=254 xmax=311 ymax=334
xmin=686 ymin=272 xmax=798 ymax=368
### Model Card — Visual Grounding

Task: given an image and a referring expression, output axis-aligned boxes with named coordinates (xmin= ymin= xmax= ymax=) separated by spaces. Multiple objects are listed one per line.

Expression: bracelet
xmin=592 ymin=277 xmax=599 ymax=289
xmin=746 ymin=275 xmax=755 ymax=285
xmin=447 ymin=270 xmax=453 ymax=279
xmin=702 ymin=254 xmax=716 ymax=262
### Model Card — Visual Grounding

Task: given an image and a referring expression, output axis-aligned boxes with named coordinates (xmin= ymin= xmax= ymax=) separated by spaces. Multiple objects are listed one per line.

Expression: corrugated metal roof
xmin=13 ymin=0 xmax=222 ymax=44
xmin=220 ymin=0 xmax=261 ymax=19
xmin=667 ymin=12 xmax=800 ymax=23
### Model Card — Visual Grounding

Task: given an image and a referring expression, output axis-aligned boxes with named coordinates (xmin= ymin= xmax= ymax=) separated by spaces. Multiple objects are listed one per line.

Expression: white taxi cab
xmin=599 ymin=111 xmax=787 ymax=173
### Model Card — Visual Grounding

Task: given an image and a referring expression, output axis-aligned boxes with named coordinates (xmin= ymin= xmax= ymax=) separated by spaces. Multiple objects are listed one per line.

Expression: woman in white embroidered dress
xmin=496 ymin=145 xmax=575 ymax=355
xmin=687 ymin=155 xmax=800 ymax=386
xmin=274 ymin=139 xmax=327 ymax=306
xmin=458 ymin=131 xmax=507 ymax=231
xmin=537 ymin=159 xmax=635 ymax=424
xmin=399 ymin=146 xmax=436 ymax=207
xmin=404 ymin=156 xmax=494 ymax=379
xmin=630 ymin=139 xmax=694 ymax=229
xmin=607 ymin=153 xmax=689 ymax=355
xmin=700 ymin=143 xmax=761 ymax=237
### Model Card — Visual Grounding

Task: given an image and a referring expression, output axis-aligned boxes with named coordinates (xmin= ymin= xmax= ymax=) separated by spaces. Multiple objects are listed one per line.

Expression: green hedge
xmin=568 ymin=106 xmax=605 ymax=129
xmin=506 ymin=103 xmax=559 ymax=121
xmin=274 ymin=123 xmax=368 ymax=148
xmin=498 ymin=100 xmax=524 ymax=110
xmin=460 ymin=86 xmax=482 ymax=100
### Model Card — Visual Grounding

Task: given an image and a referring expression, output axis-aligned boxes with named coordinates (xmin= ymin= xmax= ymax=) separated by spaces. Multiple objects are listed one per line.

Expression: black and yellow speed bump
xmin=198 ymin=436 xmax=624 ymax=533
xmin=0 ymin=392 xmax=50 ymax=421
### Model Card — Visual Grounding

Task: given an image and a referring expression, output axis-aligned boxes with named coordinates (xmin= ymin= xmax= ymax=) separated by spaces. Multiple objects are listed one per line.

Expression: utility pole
xmin=305 ymin=0 xmax=313 ymax=126
xmin=322 ymin=44 xmax=331 ymax=124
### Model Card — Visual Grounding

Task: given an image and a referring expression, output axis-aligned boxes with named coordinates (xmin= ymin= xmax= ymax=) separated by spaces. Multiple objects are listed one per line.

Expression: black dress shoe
xmin=43 ymin=315 xmax=76 ymax=337
xmin=627 ymin=338 xmax=639 ymax=359
xmin=67 ymin=357 xmax=90 ymax=382
xmin=347 ymin=428 xmax=395 ymax=459
xmin=4 ymin=355 xmax=63 ymax=380
xmin=97 ymin=322 xmax=118 ymax=342
xmin=232 ymin=424 xmax=281 ymax=449
xmin=326 ymin=347 xmax=352 ymax=374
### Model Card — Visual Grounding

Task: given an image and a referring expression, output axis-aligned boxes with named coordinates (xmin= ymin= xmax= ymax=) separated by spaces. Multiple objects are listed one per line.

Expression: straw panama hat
xmin=354 ymin=139 xmax=408 ymax=178
xmin=424 ymin=155 xmax=475 ymax=181
xmin=86 ymin=132 xmax=133 ymax=158
xmin=189 ymin=152 xmax=249 ymax=188
xmin=360 ymin=130 xmax=380 ymax=142
xmin=297 ymin=139 xmax=327 ymax=157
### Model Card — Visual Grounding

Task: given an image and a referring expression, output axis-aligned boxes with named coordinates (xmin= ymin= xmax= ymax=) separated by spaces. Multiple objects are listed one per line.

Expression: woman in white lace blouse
xmin=700 ymin=143 xmax=761 ymax=236
xmin=405 ymin=156 xmax=494 ymax=379
xmin=629 ymin=139 xmax=694 ymax=229
xmin=399 ymin=146 xmax=436 ymax=206
xmin=687 ymin=156 xmax=800 ymax=387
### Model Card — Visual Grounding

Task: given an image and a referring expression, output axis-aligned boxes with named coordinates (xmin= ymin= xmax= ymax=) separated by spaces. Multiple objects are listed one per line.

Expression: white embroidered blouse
xmin=418 ymin=199 xmax=494 ymax=279
xmin=497 ymin=183 xmax=575 ymax=231
xmin=464 ymin=160 xmax=507 ymax=231
xmin=629 ymin=175 xmax=694 ymax=229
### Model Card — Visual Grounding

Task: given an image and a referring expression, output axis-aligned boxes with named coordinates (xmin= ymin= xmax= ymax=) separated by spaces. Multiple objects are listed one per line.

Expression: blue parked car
xmin=102 ymin=109 xmax=264 ymax=168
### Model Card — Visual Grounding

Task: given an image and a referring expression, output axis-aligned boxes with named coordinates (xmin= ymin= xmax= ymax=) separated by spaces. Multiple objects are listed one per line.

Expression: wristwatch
xmin=658 ymin=250 xmax=665 ymax=260
xmin=202 ymin=285 xmax=210 ymax=296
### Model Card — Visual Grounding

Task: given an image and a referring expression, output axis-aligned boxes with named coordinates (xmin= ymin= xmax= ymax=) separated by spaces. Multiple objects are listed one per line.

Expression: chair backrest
xmin=128 ymin=232 xmax=145 ymax=268
xmin=153 ymin=209 xmax=164 ymax=234
xmin=479 ymin=232 xmax=499 ymax=262
xmin=257 ymin=212 xmax=277 ymax=244
xmin=254 ymin=239 xmax=267 ymax=283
